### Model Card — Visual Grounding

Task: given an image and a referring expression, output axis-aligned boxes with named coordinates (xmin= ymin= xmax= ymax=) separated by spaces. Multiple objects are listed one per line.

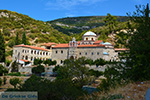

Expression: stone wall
xmin=77 ymin=47 xmax=104 ymax=61
xmin=51 ymin=48 xmax=69 ymax=64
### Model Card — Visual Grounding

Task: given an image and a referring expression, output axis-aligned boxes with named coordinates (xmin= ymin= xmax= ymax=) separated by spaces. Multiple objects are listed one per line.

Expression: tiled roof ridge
xmin=14 ymin=44 xmax=48 ymax=51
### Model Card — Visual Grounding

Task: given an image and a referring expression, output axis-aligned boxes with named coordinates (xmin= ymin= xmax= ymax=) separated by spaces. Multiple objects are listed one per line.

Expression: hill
xmin=48 ymin=16 xmax=129 ymax=35
xmin=0 ymin=10 xmax=71 ymax=44
xmin=0 ymin=10 xmax=71 ymax=59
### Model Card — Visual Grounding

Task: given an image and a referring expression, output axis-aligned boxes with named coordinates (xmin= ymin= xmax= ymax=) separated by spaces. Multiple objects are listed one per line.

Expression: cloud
xmin=45 ymin=0 xmax=105 ymax=10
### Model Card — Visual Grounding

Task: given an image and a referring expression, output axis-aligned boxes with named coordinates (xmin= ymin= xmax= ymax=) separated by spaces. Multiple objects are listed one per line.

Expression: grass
xmin=79 ymin=81 xmax=150 ymax=100
xmin=7 ymin=72 xmax=26 ymax=76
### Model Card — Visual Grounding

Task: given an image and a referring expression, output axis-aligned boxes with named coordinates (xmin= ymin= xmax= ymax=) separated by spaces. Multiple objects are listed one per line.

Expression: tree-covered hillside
xmin=48 ymin=16 xmax=129 ymax=35
xmin=0 ymin=10 xmax=71 ymax=59
xmin=0 ymin=10 xmax=71 ymax=45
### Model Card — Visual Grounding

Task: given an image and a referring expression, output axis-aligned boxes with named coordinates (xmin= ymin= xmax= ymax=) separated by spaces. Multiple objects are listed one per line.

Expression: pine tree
xmin=127 ymin=3 xmax=150 ymax=81
xmin=22 ymin=32 xmax=26 ymax=45
xmin=0 ymin=30 xmax=5 ymax=62
xmin=104 ymin=13 xmax=118 ymax=34
xmin=15 ymin=32 xmax=19 ymax=45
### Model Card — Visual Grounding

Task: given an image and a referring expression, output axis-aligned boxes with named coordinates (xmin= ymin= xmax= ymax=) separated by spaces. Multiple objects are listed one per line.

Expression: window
xmin=34 ymin=51 xmax=36 ymax=54
xmin=25 ymin=56 xmax=28 ymax=60
xmin=56 ymin=51 xmax=58 ymax=54
xmin=31 ymin=57 xmax=33 ymax=61
xmin=91 ymin=52 xmax=94 ymax=55
xmin=46 ymin=52 xmax=48 ymax=55
xmin=22 ymin=56 xmax=24 ymax=59
xmin=79 ymin=52 xmax=81 ymax=55
xmin=86 ymin=38 xmax=88 ymax=40
xmin=43 ymin=52 xmax=45 ymax=55
xmin=97 ymin=52 xmax=99 ymax=55
xmin=31 ymin=50 xmax=33 ymax=54
xmin=91 ymin=38 xmax=94 ymax=41
xmin=85 ymin=52 xmax=87 ymax=55
xmin=22 ymin=50 xmax=24 ymax=53
xmin=61 ymin=60 xmax=63 ymax=64
xmin=15 ymin=50 xmax=17 ymax=53
xmin=37 ymin=51 xmax=39 ymax=55
xmin=40 ymin=52 xmax=42 ymax=55
xmin=61 ymin=50 xmax=63 ymax=54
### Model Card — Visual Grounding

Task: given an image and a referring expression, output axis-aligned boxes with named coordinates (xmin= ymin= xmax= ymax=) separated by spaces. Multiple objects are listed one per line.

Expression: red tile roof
xmin=52 ymin=44 xmax=69 ymax=48
xmin=14 ymin=44 xmax=48 ymax=51
xmin=42 ymin=43 xmax=57 ymax=47
xmin=94 ymin=40 xmax=103 ymax=44
xmin=19 ymin=59 xmax=30 ymax=62
xmin=114 ymin=48 xmax=129 ymax=51
xmin=52 ymin=43 xmax=105 ymax=48
xmin=78 ymin=44 xmax=105 ymax=48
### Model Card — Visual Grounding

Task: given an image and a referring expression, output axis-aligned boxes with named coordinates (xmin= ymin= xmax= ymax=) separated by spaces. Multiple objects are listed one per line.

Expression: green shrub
xmin=0 ymin=78 xmax=2 ymax=86
xmin=5 ymin=60 xmax=11 ymax=66
xmin=7 ymin=39 xmax=15 ymax=48
xmin=3 ymin=77 xmax=7 ymax=85
xmin=89 ymin=69 xmax=103 ymax=77
xmin=53 ymin=65 xmax=60 ymax=72
xmin=34 ymin=59 xmax=43 ymax=65
xmin=10 ymin=78 xmax=21 ymax=88
xmin=7 ymin=72 xmax=21 ymax=76
xmin=0 ymin=64 xmax=8 ymax=76
xmin=4 ymin=36 xmax=10 ymax=41
xmin=32 ymin=65 xmax=45 ymax=75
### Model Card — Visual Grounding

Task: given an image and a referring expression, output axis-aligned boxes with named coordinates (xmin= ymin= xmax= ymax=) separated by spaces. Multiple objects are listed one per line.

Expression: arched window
xmin=22 ymin=56 xmax=24 ymax=59
xmin=86 ymin=38 xmax=88 ymax=40
xmin=37 ymin=51 xmax=39 ymax=55
xmin=25 ymin=56 xmax=28 ymax=60
xmin=22 ymin=50 xmax=24 ymax=53
xmin=31 ymin=57 xmax=33 ymax=61
xmin=61 ymin=60 xmax=63 ymax=64
xmin=34 ymin=51 xmax=36 ymax=54
xmin=31 ymin=50 xmax=33 ymax=54
xmin=91 ymin=38 xmax=94 ymax=41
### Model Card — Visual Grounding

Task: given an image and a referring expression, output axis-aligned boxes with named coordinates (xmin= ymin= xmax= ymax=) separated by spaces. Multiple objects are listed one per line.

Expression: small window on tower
xmin=91 ymin=38 xmax=94 ymax=41
xmin=56 ymin=51 xmax=58 ymax=54
xmin=86 ymin=38 xmax=88 ymax=40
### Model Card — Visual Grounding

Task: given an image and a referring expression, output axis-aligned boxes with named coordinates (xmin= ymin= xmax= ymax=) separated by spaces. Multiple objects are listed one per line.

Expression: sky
xmin=0 ymin=0 xmax=150 ymax=21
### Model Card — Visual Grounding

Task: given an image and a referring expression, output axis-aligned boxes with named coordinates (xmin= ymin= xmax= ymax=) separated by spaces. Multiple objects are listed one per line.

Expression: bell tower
xmin=68 ymin=37 xmax=78 ymax=59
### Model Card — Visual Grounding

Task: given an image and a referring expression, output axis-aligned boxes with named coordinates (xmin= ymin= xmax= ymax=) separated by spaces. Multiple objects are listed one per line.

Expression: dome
xmin=83 ymin=31 xmax=96 ymax=36
xmin=103 ymin=42 xmax=112 ymax=45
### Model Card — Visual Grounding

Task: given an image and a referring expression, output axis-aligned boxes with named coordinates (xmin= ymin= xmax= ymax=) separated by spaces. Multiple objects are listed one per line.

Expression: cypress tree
xmin=127 ymin=3 xmax=150 ymax=81
xmin=22 ymin=32 xmax=26 ymax=45
xmin=0 ymin=30 xmax=5 ymax=62
xmin=15 ymin=32 xmax=19 ymax=45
